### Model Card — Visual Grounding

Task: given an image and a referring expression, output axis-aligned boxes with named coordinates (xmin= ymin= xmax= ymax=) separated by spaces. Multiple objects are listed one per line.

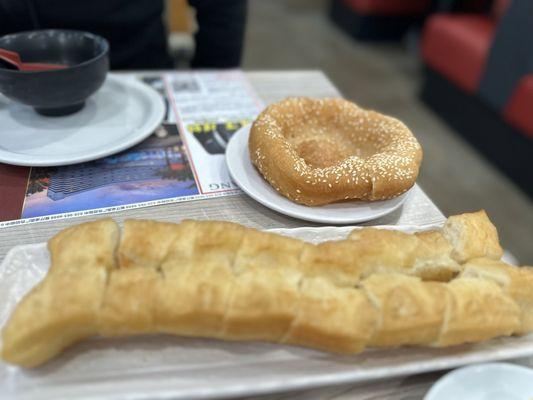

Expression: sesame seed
xmin=248 ymin=96 xmax=421 ymax=204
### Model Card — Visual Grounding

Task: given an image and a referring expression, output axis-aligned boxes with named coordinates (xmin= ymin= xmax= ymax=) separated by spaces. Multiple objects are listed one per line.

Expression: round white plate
xmin=226 ymin=124 xmax=411 ymax=224
xmin=425 ymin=362 xmax=533 ymax=400
xmin=0 ymin=74 xmax=165 ymax=166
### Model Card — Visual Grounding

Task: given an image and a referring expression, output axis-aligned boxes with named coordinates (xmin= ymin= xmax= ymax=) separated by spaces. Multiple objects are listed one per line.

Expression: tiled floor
xmin=242 ymin=0 xmax=533 ymax=263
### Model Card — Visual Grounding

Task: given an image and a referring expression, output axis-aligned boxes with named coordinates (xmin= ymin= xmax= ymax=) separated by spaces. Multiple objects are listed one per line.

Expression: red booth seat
xmin=420 ymin=0 xmax=531 ymax=196
xmin=342 ymin=0 xmax=429 ymax=15
xmin=422 ymin=14 xmax=495 ymax=93
xmin=422 ymin=0 xmax=532 ymax=139
xmin=504 ymin=75 xmax=533 ymax=139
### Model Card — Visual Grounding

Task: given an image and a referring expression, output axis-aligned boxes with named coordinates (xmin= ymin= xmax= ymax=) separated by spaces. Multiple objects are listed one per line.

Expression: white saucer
xmin=226 ymin=124 xmax=411 ymax=224
xmin=0 ymin=74 xmax=165 ymax=166
xmin=425 ymin=362 xmax=533 ymax=400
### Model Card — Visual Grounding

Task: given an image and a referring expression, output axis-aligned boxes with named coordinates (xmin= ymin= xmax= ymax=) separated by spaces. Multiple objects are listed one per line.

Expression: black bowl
xmin=0 ymin=30 xmax=109 ymax=116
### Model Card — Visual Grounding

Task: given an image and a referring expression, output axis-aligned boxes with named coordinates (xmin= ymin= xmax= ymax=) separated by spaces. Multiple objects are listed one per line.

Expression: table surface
xmin=0 ymin=71 xmax=448 ymax=399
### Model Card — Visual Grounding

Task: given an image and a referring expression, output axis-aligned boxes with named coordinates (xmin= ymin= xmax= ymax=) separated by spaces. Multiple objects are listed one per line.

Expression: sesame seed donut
xmin=248 ymin=97 xmax=423 ymax=206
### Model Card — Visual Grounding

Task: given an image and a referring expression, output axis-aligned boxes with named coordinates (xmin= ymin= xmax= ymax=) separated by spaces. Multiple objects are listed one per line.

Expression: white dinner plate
xmin=425 ymin=362 xmax=533 ymax=400
xmin=0 ymin=74 xmax=165 ymax=166
xmin=2 ymin=225 xmax=533 ymax=400
xmin=226 ymin=124 xmax=412 ymax=224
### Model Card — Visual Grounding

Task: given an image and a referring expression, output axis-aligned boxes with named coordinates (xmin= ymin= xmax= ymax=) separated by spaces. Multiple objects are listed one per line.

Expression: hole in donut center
xmin=286 ymin=125 xmax=380 ymax=168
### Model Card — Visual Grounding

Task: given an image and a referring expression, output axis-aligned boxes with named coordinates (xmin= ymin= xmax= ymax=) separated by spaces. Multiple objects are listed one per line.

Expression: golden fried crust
xmin=249 ymin=97 xmax=422 ymax=206
xmin=413 ymin=230 xmax=459 ymax=281
xmin=224 ymin=228 xmax=304 ymax=341
xmin=346 ymin=211 xmax=504 ymax=280
xmin=223 ymin=268 xmax=301 ymax=341
xmin=99 ymin=267 xmax=161 ymax=336
xmin=349 ymin=228 xmax=421 ymax=271
xmin=299 ymin=241 xmax=363 ymax=286
xmin=2 ymin=212 xmax=530 ymax=368
xmin=461 ymin=258 xmax=533 ymax=334
xmin=435 ymin=277 xmax=521 ymax=347
xmin=188 ymin=220 xmax=246 ymax=267
xmin=48 ymin=218 xmax=119 ymax=273
xmin=156 ymin=220 xmax=242 ymax=338
xmin=362 ymin=274 xmax=447 ymax=347
xmin=234 ymin=229 xmax=304 ymax=273
xmin=119 ymin=219 xmax=186 ymax=269
xmin=348 ymin=228 xmax=460 ymax=281
xmin=283 ymin=277 xmax=378 ymax=353
xmin=1 ymin=271 xmax=106 ymax=368
xmin=156 ymin=259 xmax=234 ymax=338
xmin=442 ymin=210 xmax=503 ymax=263
xmin=2 ymin=219 xmax=119 ymax=367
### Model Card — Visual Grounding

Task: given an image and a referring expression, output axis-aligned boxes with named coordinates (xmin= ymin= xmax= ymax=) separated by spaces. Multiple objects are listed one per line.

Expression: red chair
xmin=420 ymin=0 xmax=532 ymax=197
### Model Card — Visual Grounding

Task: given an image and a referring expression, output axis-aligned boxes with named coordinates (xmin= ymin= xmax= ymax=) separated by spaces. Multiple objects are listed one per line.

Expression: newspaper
xmin=0 ymin=71 xmax=263 ymax=227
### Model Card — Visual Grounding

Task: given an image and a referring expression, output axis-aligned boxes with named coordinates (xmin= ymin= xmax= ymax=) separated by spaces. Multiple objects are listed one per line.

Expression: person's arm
xmin=188 ymin=0 xmax=247 ymax=69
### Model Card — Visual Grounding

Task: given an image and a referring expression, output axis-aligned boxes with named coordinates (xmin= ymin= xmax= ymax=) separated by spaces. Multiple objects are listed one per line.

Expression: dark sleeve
xmin=1 ymin=0 xmax=173 ymax=70
xmin=188 ymin=0 xmax=248 ymax=69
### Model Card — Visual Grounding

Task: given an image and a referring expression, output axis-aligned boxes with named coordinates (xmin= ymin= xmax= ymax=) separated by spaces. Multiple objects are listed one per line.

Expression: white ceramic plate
xmin=0 ymin=74 xmax=165 ymax=166
xmin=2 ymin=225 xmax=533 ymax=400
xmin=226 ymin=124 xmax=412 ymax=224
xmin=425 ymin=362 xmax=533 ymax=400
